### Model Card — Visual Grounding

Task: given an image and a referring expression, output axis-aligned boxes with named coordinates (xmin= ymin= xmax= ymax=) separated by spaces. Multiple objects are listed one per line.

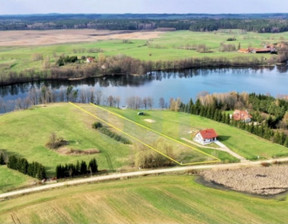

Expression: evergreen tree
xmin=80 ymin=161 xmax=87 ymax=175
xmin=0 ymin=153 xmax=5 ymax=165
xmin=273 ymin=132 xmax=281 ymax=144
xmin=37 ymin=165 xmax=47 ymax=180
xmin=88 ymin=158 xmax=98 ymax=174
xmin=19 ymin=158 xmax=28 ymax=174
xmin=188 ymin=99 xmax=194 ymax=113
xmin=195 ymin=99 xmax=201 ymax=115
xmin=8 ymin=155 xmax=18 ymax=170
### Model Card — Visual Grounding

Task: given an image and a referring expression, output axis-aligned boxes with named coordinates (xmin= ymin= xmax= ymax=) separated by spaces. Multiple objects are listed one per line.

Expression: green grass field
xmin=1 ymin=30 xmax=287 ymax=74
xmin=0 ymin=166 xmax=35 ymax=193
xmin=0 ymin=175 xmax=287 ymax=224
xmin=0 ymin=103 xmax=133 ymax=176
xmin=1 ymin=103 xmax=288 ymax=193
xmin=105 ymin=106 xmax=288 ymax=160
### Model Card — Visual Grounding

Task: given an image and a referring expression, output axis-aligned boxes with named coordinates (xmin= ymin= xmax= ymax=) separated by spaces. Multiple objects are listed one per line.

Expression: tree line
xmin=171 ymin=95 xmax=288 ymax=149
xmin=1 ymin=14 xmax=288 ymax=33
xmin=56 ymin=158 xmax=98 ymax=179
xmin=1 ymin=52 xmax=285 ymax=87
xmin=92 ymin=122 xmax=131 ymax=144
xmin=6 ymin=155 xmax=47 ymax=180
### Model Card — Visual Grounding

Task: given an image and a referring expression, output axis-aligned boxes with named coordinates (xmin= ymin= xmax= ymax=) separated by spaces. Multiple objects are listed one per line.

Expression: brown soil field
xmin=201 ymin=164 xmax=288 ymax=195
xmin=57 ymin=147 xmax=100 ymax=155
xmin=0 ymin=29 xmax=164 ymax=46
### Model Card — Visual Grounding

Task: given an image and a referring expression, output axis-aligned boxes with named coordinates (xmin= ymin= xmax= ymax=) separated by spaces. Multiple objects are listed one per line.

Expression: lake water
xmin=0 ymin=67 xmax=288 ymax=112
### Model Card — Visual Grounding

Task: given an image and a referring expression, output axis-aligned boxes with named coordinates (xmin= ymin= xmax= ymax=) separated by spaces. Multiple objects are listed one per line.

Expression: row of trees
xmin=56 ymin=158 xmax=98 ymax=178
xmin=174 ymin=97 xmax=288 ymax=148
xmin=92 ymin=122 xmax=131 ymax=144
xmin=0 ymin=53 xmax=280 ymax=86
xmin=7 ymin=155 xmax=47 ymax=180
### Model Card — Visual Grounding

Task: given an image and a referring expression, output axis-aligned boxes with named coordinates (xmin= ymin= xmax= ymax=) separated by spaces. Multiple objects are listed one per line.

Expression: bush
xmin=46 ymin=132 xmax=68 ymax=149
xmin=92 ymin=122 xmax=103 ymax=129
xmin=135 ymin=139 xmax=175 ymax=168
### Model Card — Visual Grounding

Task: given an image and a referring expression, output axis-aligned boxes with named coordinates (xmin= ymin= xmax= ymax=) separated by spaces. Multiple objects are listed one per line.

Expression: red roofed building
xmin=232 ymin=110 xmax=252 ymax=123
xmin=86 ymin=57 xmax=95 ymax=63
xmin=194 ymin=129 xmax=218 ymax=145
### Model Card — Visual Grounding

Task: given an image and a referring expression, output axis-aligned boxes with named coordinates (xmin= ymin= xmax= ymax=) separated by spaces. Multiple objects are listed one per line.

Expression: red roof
xmin=199 ymin=129 xmax=218 ymax=140
xmin=233 ymin=110 xmax=252 ymax=121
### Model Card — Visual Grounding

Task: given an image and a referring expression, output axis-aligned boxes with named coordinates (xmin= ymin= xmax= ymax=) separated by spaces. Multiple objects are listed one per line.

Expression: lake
xmin=0 ymin=67 xmax=288 ymax=112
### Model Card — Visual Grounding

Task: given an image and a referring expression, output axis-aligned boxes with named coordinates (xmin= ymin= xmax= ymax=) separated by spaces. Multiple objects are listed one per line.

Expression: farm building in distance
xmin=194 ymin=129 xmax=218 ymax=145
xmin=238 ymin=44 xmax=277 ymax=54
xmin=232 ymin=110 xmax=252 ymax=123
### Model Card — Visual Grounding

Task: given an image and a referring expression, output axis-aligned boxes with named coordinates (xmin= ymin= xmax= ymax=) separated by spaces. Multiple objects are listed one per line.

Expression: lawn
xmin=0 ymin=166 xmax=35 ymax=193
xmin=105 ymin=106 xmax=288 ymax=160
xmin=0 ymin=175 xmax=287 ymax=224
xmin=1 ymin=103 xmax=287 ymax=193
xmin=1 ymin=30 xmax=287 ymax=74
xmin=0 ymin=103 xmax=133 ymax=176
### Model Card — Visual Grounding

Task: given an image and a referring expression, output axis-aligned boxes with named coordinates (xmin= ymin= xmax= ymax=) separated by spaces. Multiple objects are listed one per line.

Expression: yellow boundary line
xmin=70 ymin=102 xmax=220 ymax=166
xmin=90 ymin=103 xmax=220 ymax=161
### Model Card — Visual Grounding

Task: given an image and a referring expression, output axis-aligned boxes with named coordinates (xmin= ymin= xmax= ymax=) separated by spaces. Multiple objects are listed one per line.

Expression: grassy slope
xmin=106 ymin=107 xmax=288 ymax=160
xmin=79 ymin=104 xmax=218 ymax=164
xmin=0 ymin=175 xmax=287 ymax=224
xmin=1 ymin=103 xmax=288 ymax=193
xmin=0 ymin=166 xmax=35 ymax=193
xmin=0 ymin=103 xmax=132 ymax=176
xmin=1 ymin=30 xmax=287 ymax=74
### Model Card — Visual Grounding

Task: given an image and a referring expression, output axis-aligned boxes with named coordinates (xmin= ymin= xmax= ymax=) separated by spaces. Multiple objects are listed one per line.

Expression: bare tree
xmin=115 ymin=96 xmax=121 ymax=108
xmin=159 ymin=97 xmax=165 ymax=109
xmin=95 ymin=90 xmax=102 ymax=105
xmin=107 ymin=95 xmax=114 ymax=107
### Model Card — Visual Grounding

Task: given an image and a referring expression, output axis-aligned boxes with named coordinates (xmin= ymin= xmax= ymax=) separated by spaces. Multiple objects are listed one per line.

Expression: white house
xmin=194 ymin=129 xmax=218 ymax=145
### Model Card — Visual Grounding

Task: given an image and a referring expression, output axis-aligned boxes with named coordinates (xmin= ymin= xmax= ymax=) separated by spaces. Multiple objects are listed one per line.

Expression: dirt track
xmin=0 ymin=29 xmax=164 ymax=46
xmin=2 ymin=157 xmax=288 ymax=200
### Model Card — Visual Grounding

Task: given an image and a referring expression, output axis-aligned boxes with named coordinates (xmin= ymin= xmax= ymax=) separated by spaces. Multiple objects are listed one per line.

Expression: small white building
xmin=194 ymin=129 xmax=218 ymax=145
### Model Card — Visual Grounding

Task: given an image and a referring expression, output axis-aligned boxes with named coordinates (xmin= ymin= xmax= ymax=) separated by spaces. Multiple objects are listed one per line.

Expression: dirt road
xmin=1 ymin=157 xmax=288 ymax=200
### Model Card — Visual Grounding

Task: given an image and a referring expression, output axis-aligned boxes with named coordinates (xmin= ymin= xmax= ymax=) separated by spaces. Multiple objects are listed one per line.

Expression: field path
xmin=1 ymin=157 xmax=288 ymax=200
xmin=181 ymin=138 xmax=248 ymax=162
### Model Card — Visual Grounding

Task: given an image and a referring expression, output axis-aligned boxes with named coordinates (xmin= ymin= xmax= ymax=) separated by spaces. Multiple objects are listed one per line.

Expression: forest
xmin=1 ymin=13 xmax=288 ymax=32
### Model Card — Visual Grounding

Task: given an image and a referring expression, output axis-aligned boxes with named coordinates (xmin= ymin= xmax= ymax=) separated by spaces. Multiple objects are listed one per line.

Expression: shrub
xmin=46 ymin=132 xmax=68 ymax=149
xmin=92 ymin=122 xmax=103 ymax=129
xmin=261 ymin=162 xmax=271 ymax=167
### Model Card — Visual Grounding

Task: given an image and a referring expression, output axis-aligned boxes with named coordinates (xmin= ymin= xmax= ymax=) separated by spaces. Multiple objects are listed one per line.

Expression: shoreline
xmin=0 ymin=63 xmax=284 ymax=87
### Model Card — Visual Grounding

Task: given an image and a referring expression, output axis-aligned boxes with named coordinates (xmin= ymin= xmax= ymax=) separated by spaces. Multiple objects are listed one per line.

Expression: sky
xmin=0 ymin=0 xmax=287 ymax=15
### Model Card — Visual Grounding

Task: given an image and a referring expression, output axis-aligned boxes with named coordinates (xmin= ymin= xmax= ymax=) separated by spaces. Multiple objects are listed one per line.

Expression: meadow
xmin=0 ymin=175 xmax=287 ymax=224
xmin=106 ymin=106 xmax=288 ymax=160
xmin=1 ymin=103 xmax=287 ymax=193
xmin=0 ymin=29 xmax=286 ymax=74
